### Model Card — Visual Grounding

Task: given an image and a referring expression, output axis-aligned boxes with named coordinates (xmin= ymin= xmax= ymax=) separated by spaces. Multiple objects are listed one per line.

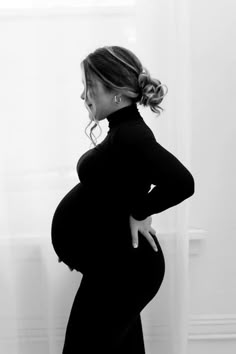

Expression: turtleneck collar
xmin=107 ymin=103 xmax=142 ymax=129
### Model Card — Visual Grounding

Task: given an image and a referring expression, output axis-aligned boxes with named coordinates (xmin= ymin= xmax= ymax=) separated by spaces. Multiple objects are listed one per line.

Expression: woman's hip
xmin=89 ymin=231 xmax=165 ymax=288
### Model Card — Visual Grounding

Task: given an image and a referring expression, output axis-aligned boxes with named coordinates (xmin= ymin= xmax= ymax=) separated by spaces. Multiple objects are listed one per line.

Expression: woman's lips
xmin=85 ymin=102 xmax=92 ymax=109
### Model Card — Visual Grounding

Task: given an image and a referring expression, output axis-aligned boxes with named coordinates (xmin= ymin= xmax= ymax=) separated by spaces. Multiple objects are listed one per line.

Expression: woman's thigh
xmin=63 ymin=274 xmax=144 ymax=354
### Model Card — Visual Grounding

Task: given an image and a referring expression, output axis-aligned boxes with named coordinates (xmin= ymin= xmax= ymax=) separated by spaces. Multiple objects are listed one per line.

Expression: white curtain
xmin=0 ymin=1 xmax=192 ymax=353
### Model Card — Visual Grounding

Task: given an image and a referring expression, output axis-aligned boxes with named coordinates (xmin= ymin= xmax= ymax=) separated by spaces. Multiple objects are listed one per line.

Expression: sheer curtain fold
xmin=0 ymin=1 xmax=191 ymax=353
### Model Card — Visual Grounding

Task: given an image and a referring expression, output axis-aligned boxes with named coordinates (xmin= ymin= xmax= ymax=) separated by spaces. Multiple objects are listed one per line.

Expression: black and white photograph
xmin=0 ymin=1 xmax=235 ymax=353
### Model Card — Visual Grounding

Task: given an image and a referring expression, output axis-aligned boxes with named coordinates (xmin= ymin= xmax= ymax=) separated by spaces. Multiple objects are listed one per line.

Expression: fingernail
xmin=154 ymin=247 xmax=158 ymax=252
xmin=133 ymin=243 xmax=138 ymax=248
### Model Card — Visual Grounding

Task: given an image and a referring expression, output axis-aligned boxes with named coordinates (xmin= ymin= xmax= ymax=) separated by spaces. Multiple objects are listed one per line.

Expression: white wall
xmin=188 ymin=0 xmax=236 ymax=353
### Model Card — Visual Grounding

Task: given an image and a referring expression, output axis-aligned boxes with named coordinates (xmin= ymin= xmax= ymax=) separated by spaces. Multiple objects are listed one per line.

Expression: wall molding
xmin=188 ymin=228 xmax=206 ymax=256
xmin=188 ymin=314 xmax=236 ymax=341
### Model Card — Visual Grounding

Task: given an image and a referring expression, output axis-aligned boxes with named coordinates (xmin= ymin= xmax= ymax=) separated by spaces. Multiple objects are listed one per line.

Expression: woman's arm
xmin=114 ymin=122 xmax=195 ymax=221
xmin=130 ymin=141 xmax=195 ymax=220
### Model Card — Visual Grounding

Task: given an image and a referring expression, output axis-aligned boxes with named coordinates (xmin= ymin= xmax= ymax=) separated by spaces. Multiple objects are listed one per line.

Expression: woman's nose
xmin=80 ymin=90 xmax=85 ymax=100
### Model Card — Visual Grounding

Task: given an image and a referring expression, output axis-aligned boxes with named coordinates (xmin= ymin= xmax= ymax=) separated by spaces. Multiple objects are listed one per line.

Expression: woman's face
xmin=80 ymin=67 xmax=115 ymax=122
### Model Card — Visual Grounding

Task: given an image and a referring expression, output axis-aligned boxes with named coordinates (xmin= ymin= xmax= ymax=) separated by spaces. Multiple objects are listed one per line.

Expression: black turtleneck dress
xmin=51 ymin=103 xmax=194 ymax=354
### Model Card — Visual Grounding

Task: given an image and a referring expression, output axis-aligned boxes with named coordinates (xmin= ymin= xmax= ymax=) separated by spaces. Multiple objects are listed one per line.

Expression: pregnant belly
xmin=51 ymin=182 xmax=129 ymax=273
xmin=51 ymin=183 xmax=96 ymax=272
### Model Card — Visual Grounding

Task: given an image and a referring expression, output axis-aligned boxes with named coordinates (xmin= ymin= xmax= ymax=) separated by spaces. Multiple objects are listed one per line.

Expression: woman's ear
xmin=114 ymin=94 xmax=122 ymax=104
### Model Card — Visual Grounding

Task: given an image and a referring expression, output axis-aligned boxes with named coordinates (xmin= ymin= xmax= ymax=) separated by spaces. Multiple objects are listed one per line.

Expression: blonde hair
xmin=81 ymin=45 xmax=168 ymax=146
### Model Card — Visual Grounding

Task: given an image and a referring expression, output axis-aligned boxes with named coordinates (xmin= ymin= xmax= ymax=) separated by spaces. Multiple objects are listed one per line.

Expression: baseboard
xmin=1 ymin=314 xmax=236 ymax=351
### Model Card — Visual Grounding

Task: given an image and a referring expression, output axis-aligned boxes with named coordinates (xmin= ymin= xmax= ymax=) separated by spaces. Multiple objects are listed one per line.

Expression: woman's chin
xmin=86 ymin=107 xmax=99 ymax=121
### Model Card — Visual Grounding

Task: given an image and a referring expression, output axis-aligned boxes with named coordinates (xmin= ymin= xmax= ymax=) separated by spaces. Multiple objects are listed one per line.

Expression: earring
xmin=114 ymin=95 xmax=122 ymax=104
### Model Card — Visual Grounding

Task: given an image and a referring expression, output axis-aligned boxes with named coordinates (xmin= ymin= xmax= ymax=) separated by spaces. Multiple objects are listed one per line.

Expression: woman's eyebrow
xmin=82 ymin=78 xmax=92 ymax=86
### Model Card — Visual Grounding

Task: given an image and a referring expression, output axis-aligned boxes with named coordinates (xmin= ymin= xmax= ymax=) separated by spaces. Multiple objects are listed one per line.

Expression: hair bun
xmin=138 ymin=67 xmax=168 ymax=115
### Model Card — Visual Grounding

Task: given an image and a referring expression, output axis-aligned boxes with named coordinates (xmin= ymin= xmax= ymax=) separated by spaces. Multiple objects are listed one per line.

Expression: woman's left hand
xmin=129 ymin=215 xmax=158 ymax=252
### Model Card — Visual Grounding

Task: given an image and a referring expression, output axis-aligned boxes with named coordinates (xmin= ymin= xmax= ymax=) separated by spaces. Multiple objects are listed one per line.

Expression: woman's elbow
xmin=183 ymin=172 xmax=195 ymax=199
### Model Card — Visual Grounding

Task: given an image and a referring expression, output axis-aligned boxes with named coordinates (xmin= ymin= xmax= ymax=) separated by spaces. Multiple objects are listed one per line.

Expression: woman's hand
xmin=129 ymin=215 xmax=158 ymax=252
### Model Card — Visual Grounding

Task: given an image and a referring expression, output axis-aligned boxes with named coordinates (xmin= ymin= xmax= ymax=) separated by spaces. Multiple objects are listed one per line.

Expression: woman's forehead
xmin=81 ymin=64 xmax=110 ymax=94
xmin=82 ymin=72 xmax=99 ymax=88
xmin=81 ymin=61 xmax=100 ymax=83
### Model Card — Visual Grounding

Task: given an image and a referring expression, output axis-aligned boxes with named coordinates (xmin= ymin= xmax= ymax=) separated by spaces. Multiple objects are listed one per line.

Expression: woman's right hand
xmin=129 ymin=215 xmax=158 ymax=252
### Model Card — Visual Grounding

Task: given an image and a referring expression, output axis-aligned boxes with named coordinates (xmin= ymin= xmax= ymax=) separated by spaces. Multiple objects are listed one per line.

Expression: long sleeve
xmin=112 ymin=120 xmax=195 ymax=221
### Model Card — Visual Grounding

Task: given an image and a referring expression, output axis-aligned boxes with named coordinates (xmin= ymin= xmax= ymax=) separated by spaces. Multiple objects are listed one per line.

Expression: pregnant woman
xmin=51 ymin=45 xmax=195 ymax=353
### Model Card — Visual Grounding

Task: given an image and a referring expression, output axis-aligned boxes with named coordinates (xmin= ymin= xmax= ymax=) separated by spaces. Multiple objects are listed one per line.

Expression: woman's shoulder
xmin=113 ymin=118 xmax=157 ymax=147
